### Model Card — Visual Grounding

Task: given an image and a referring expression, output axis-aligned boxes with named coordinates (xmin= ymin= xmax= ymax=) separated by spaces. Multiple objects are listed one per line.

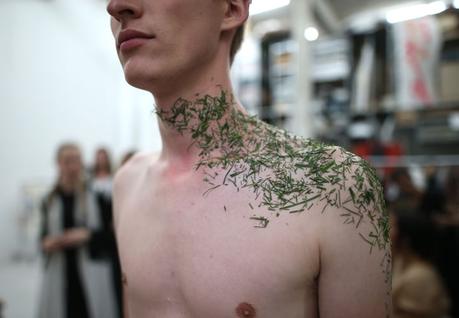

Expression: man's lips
xmin=117 ymin=29 xmax=155 ymax=49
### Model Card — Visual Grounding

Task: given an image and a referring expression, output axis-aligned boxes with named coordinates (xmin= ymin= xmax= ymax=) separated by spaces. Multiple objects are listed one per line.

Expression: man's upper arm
xmin=317 ymin=155 xmax=392 ymax=318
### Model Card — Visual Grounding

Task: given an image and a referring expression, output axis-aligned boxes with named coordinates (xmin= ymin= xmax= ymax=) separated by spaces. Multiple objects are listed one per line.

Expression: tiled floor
xmin=0 ymin=260 xmax=41 ymax=318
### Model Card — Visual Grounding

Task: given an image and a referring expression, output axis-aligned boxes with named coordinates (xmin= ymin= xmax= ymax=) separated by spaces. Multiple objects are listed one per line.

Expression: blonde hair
xmin=56 ymin=142 xmax=80 ymax=162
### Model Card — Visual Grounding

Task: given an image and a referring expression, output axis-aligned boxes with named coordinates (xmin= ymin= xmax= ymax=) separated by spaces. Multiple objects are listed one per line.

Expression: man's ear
xmin=221 ymin=0 xmax=250 ymax=31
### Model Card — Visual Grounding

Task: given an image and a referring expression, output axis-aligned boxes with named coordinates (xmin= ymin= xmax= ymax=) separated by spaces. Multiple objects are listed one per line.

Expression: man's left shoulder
xmin=299 ymin=143 xmax=393 ymax=317
xmin=323 ymin=144 xmax=388 ymax=250
xmin=290 ymin=139 xmax=389 ymax=251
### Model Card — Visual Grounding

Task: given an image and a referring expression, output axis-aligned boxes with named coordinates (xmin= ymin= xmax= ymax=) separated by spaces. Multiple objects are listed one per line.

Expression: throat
xmin=156 ymin=90 xmax=252 ymax=164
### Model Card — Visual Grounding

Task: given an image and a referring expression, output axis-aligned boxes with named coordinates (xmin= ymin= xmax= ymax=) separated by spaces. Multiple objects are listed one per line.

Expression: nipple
xmin=235 ymin=302 xmax=256 ymax=318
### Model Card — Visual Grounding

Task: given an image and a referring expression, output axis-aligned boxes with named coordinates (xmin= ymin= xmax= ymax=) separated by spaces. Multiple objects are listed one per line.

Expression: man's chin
xmin=124 ymin=71 xmax=157 ymax=91
xmin=124 ymin=67 xmax=177 ymax=94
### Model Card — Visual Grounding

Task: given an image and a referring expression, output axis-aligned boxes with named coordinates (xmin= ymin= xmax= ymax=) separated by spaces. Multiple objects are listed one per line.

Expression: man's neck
xmin=155 ymin=85 xmax=249 ymax=169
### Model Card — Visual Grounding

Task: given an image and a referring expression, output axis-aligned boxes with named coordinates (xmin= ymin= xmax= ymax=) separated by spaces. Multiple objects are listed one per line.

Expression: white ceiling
xmin=250 ymin=0 xmax=424 ymax=26
xmin=327 ymin=0 xmax=427 ymax=19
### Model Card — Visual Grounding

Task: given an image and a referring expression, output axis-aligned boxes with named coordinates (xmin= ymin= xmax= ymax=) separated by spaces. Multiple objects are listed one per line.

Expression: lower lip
xmin=119 ymin=38 xmax=152 ymax=52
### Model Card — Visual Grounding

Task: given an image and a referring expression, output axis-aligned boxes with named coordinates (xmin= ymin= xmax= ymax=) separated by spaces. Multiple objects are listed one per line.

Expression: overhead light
xmin=304 ymin=27 xmax=319 ymax=42
xmin=386 ymin=1 xmax=448 ymax=24
xmin=249 ymin=0 xmax=290 ymax=16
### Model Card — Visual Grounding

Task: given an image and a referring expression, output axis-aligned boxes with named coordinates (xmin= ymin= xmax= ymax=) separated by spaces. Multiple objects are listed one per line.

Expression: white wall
xmin=0 ymin=0 xmax=162 ymax=263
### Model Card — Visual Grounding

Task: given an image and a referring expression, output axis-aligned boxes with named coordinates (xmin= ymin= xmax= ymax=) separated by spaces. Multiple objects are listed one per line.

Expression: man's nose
xmin=107 ymin=0 xmax=142 ymax=22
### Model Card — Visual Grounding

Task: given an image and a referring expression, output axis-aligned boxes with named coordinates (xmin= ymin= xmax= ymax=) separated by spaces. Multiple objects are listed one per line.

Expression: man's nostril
xmin=119 ymin=9 xmax=136 ymax=17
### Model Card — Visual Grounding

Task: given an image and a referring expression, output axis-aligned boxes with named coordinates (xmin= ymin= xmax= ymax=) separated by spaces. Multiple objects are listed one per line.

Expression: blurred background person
xmin=90 ymin=147 xmax=113 ymax=199
xmin=386 ymin=168 xmax=423 ymax=215
xmin=433 ymin=166 xmax=459 ymax=318
xmin=391 ymin=210 xmax=451 ymax=318
xmin=443 ymin=167 xmax=459 ymax=224
xmin=38 ymin=143 xmax=119 ymax=318
xmin=90 ymin=146 xmax=124 ymax=315
xmin=0 ymin=298 xmax=4 ymax=318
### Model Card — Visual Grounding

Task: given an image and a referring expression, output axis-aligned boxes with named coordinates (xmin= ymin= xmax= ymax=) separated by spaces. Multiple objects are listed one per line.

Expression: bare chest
xmin=117 ymin=175 xmax=320 ymax=318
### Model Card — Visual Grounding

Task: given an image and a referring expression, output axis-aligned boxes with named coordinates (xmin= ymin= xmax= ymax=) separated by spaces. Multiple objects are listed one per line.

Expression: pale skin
xmin=107 ymin=0 xmax=392 ymax=317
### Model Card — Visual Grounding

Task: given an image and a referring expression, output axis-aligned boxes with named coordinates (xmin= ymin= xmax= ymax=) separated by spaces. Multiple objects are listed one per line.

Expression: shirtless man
xmin=106 ymin=0 xmax=392 ymax=317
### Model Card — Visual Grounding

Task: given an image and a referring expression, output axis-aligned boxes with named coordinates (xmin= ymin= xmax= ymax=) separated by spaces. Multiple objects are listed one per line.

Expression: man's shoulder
xmin=114 ymin=151 xmax=160 ymax=190
xmin=273 ymin=134 xmax=389 ymax=250
xmin=244 ymin=125 xmax=389 ymax=248
xmin=313 ymin=145 xmax=389 ymax=253
xmin=265 ymin=125 xmax=356 ymax=166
